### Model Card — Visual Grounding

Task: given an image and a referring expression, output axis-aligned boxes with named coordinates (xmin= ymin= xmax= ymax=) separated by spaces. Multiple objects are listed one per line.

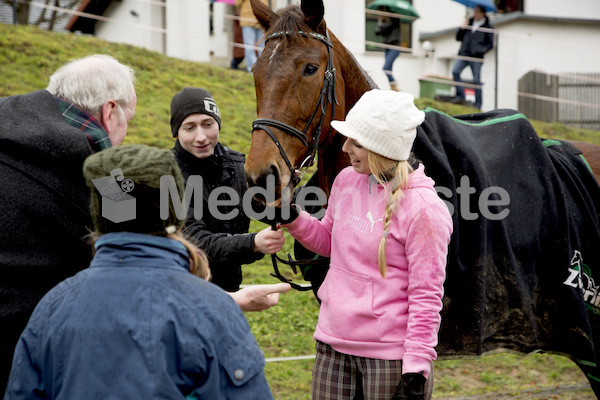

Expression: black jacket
xmin=456 ymin=16 xmax=494 ymax=59
xmin=172 ymin=141 xmax=263 ymax=291
xmin=375 ymin=17 xmax=400 ymax=46
xmin=0 ymin=90 xmax=95 ymax=393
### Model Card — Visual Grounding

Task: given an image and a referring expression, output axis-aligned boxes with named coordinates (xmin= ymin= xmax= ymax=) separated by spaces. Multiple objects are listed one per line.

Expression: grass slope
xmin=1 ymin=23 xmax=597 ymax=399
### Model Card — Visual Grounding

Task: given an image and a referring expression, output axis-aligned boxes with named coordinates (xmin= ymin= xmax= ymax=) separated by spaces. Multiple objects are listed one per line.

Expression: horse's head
xmin=244 ymin=0 xmax=356 ymax=206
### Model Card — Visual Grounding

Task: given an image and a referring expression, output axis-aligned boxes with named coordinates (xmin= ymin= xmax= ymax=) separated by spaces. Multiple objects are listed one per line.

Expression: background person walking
xmin=375 ymin=6 xmax=402 ymax=91
xmin=452 ymin=5 xmax=494 ymax=109
xmin=235 ymin=0 xmax=269 ymax=72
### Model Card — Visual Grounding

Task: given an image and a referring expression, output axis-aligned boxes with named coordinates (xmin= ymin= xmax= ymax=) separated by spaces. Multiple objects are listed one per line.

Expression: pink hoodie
xmin=284 ymin=164 xmax=453 ymax=377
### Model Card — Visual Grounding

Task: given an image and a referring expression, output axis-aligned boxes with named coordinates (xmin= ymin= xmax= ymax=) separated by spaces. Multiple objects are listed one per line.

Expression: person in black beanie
xmin=170 ymin=87 xmax=286 ymax=292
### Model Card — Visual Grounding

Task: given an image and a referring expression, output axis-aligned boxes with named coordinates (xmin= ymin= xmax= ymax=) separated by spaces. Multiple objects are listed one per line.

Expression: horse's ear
xmin=301 ymin=0 xmax=325 ymax=31
xmin=250 ymin=0 xmax=277 ymax=30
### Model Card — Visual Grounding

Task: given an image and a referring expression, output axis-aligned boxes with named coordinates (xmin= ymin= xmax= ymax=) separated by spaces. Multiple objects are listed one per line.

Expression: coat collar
xmin=91 ymin=232 xmax=190 ymax=272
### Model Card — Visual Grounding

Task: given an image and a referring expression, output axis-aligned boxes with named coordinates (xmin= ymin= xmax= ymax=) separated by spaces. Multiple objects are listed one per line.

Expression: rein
xmin=268 ymin=235 xmax=315 ymax=292
xmin=252 ymin=30 xmax=338 ymax=186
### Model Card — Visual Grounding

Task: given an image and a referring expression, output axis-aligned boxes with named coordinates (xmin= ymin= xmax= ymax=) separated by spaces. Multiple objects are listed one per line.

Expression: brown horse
xmin=244 ymin=0 xmax=600 ymax=395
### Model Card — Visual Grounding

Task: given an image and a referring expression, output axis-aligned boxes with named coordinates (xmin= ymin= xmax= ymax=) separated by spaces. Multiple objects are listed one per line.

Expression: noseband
xmin=252 ymin=30 xmax=338 ymax=186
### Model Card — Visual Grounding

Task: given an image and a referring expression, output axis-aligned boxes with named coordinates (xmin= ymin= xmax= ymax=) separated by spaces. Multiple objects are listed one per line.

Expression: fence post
xmin=12 ymin=0 xmax=17 ymax=24
xmin=494 ymin=31 xmax=498 ymax=109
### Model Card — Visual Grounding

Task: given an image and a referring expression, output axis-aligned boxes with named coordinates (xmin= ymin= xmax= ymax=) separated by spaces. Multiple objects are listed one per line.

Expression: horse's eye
xmin=303 ymin=64 xmax=319 ymax=76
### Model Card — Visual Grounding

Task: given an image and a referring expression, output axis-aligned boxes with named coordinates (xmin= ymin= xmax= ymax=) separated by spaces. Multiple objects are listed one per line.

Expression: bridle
xmin=252 ymin=29 xmax=338 ymax=291
xmin=252 ymin=30 xmax=338 ymax=186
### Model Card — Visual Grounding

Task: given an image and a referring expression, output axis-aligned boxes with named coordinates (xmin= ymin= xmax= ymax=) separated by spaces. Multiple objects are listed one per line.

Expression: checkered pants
xmin=311 ymin=341 xmax=434 ymax=400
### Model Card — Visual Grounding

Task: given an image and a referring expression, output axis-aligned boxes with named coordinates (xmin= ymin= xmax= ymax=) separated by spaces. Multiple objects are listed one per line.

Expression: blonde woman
xmin=281 ymin=90 xmax=453 ymax=400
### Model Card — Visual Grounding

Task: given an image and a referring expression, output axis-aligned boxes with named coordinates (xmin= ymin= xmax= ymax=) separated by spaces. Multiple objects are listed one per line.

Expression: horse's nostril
xmin=255 ymin=165 xmax=279 ymax=189
xmin=270 ymin=164 xmax=279 ymax=179
xmin=245 ymin=171 xmax=256 ymax=188
xmin=246 ymin=164 xmax=280 ymax=203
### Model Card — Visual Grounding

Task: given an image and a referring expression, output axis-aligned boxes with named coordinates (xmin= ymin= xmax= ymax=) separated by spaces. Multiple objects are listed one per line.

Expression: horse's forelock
xmin=260 ymin=8 xmax=316 ymax=55
xmin=266 ymin=5 xmax=325 ymax=38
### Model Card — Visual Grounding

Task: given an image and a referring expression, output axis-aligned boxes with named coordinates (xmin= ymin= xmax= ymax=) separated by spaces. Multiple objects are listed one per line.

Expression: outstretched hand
xmin=229 ymin=283 xmax=292 ymax=311
xmin=254 ymin=225 xmax=285 ymax=254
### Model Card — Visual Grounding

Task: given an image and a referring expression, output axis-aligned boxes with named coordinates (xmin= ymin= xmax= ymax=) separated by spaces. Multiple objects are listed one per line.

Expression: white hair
xmin=46 ymin=54 xmax=136 ymax=116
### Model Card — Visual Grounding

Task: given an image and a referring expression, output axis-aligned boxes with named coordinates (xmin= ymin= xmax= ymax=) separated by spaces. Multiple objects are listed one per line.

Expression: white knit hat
xmin=331 ymin=89 xmax=425 ymax=161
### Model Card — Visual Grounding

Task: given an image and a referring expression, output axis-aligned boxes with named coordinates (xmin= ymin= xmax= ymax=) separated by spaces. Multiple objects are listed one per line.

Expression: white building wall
xmin=272 ymin=0 xmax=295 ymax=11
xmin=96 ymin=0 xmax=165 ymax=53
xmin=165 ymin=0 xmax=210 ymax=62
xmin=525 ymin=0 xmax=600 ymax=20
xmin=211 ymin=2 xmax=232 ymax=58
xmin=323 ymin=1 xmax=365 ymax=55
xmin=411 ymin=0 xmax=466 ymax=44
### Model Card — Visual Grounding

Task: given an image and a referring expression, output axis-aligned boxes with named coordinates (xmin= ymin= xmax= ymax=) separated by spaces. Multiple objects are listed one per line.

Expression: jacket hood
xmin=409 ymin=164 xmax=437 ymax=190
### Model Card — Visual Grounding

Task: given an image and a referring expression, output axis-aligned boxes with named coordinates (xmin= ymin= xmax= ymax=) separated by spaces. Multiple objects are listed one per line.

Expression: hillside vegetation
xmin=1 ymin=23 xmax=597 ymax=399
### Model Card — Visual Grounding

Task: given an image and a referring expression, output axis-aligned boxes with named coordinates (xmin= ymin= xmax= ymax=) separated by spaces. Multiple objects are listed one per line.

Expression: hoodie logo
xmin=345 ymin=212 xmax=383 ymax=234
xmin=366 ymin=211 xmax=383 ymax=232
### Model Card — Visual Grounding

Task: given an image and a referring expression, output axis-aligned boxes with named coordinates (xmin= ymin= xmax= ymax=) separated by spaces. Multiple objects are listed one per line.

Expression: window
xmin=495 ymin=0 xmax=524 ymax=14
xmin=365 ymin=0 xmax=413 ymax=52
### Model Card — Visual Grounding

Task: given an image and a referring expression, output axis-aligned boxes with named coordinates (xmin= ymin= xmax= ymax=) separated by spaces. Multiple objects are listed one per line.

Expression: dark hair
xmin=475 ymin=5 xmax=486 ymax=13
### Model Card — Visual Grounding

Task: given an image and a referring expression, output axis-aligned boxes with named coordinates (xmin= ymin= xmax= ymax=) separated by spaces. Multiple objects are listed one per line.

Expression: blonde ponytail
xmin=168 ymin=231 xmax=211 ymax=281
xmin=368 ymin=152 xmax=413 ymax=278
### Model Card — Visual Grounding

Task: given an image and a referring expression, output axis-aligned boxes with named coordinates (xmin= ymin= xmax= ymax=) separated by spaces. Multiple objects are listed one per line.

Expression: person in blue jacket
xmin=4 ymin=144 xmax=274 ymax=400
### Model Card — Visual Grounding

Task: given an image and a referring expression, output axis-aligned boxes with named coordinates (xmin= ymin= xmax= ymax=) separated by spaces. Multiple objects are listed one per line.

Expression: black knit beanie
xmin=83 ymin=144 xmax=185 ymax=236
xmin=170 ymin=87 xmax=222 ymax=137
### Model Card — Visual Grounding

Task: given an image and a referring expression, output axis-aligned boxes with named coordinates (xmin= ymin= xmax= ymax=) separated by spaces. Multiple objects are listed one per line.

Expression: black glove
xmin=391 ymin=373 xmax=426 ymax=400
xmin=266 ymin=204 xmax=300 ymax=225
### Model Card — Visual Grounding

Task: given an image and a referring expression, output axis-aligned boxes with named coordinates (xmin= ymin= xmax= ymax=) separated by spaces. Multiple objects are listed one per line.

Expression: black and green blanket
xmin=415 ymin=108 xmax=600 ymax=394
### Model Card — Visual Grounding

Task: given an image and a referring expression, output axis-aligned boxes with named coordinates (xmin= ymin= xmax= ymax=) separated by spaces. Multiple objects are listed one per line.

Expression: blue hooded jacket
xmin=4 ymin=232 xmax=272 ymax=400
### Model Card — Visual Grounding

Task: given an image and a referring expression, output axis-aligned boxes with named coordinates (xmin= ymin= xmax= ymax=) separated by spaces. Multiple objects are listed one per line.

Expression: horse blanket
xmin=413 ymin=108 xmax=600 ymax=392
xmin=295 ymin=108 xmax=600 ymax=394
